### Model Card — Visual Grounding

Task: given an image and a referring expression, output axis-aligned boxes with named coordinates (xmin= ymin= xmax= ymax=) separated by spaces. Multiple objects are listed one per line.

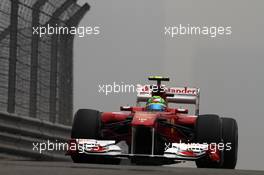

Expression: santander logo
xmin=166 ymin=87 xmax=197 ymax=95
xmin=138 ymin=85 xmax=197 ymax=95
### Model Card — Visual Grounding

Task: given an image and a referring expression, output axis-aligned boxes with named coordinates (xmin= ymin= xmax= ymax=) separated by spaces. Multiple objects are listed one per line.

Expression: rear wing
xmin=137 ymin=86 xmax=200 ymax=115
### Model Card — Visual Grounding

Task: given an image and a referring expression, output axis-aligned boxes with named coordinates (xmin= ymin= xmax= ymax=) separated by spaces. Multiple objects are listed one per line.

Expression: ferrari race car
xmin=67 ymin=76 xmax=238 ymax=168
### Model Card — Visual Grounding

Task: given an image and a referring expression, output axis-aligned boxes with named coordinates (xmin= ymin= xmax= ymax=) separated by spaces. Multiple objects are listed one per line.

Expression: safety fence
xmin=0 ymin=0 xmax=89 ymax=125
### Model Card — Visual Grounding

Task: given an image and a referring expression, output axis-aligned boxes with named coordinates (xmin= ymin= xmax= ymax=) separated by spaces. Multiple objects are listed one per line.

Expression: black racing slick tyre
xmin=221 ymin=117 xmax=238 ymax=169
xmin=71 ymin=109 xmax=120 ymax=165
xmin=195 ymin=114 xmax=223 ymax=168
xmin=71 ymin=109 xmax=101 ymax=139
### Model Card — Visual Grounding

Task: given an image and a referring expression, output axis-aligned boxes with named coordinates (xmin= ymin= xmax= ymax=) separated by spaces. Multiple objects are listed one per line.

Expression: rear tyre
xmin=195 ymin=114 xmax=223 ymax=168
xmin=221 ymin=117 xmax=238 ymax=169
xmin=71 ymin=109 xmax=121 ymax=164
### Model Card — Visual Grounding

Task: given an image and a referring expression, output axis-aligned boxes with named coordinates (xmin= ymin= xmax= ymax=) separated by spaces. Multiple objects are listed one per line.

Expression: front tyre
xmin=71 ymin=109 xmax=121 ymax=164
xmin=221 ymin=117 xmax=238 ymax=169
xmin=71 ymin=109 xmax=101 ymax=139
xmin=195 ymin=114 xmax=223 ymax=168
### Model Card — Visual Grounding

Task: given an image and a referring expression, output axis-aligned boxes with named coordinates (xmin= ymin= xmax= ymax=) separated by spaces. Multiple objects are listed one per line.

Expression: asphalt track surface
xmin=0 ymin=161 xmax=264 ymax=175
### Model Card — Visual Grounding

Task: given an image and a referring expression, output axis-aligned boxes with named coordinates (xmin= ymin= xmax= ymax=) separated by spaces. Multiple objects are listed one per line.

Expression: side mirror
xmin=176 ymin=108 xmax=188 ymax=114
xmin=120 ymin=106 xmax=132 ymax=111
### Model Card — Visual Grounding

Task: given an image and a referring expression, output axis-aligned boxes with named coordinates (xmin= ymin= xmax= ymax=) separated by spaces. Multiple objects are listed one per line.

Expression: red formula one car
xmin=67 ymin=77 xmax=238 ymax=168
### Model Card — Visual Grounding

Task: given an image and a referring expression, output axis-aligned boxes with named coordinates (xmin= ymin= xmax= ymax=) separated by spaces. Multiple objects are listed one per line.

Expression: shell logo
xmin=138 ymin=118 xmax=148 ymax=122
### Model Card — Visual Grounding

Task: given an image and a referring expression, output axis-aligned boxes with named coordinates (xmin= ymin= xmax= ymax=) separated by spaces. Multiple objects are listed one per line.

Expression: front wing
xmin=67 ymin=139 xmax=220 ymax=162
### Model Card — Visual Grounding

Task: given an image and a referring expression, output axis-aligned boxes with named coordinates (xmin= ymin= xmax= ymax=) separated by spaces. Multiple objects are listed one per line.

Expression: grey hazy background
xmin=73 ymin=0 xmax=264 ymax=170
